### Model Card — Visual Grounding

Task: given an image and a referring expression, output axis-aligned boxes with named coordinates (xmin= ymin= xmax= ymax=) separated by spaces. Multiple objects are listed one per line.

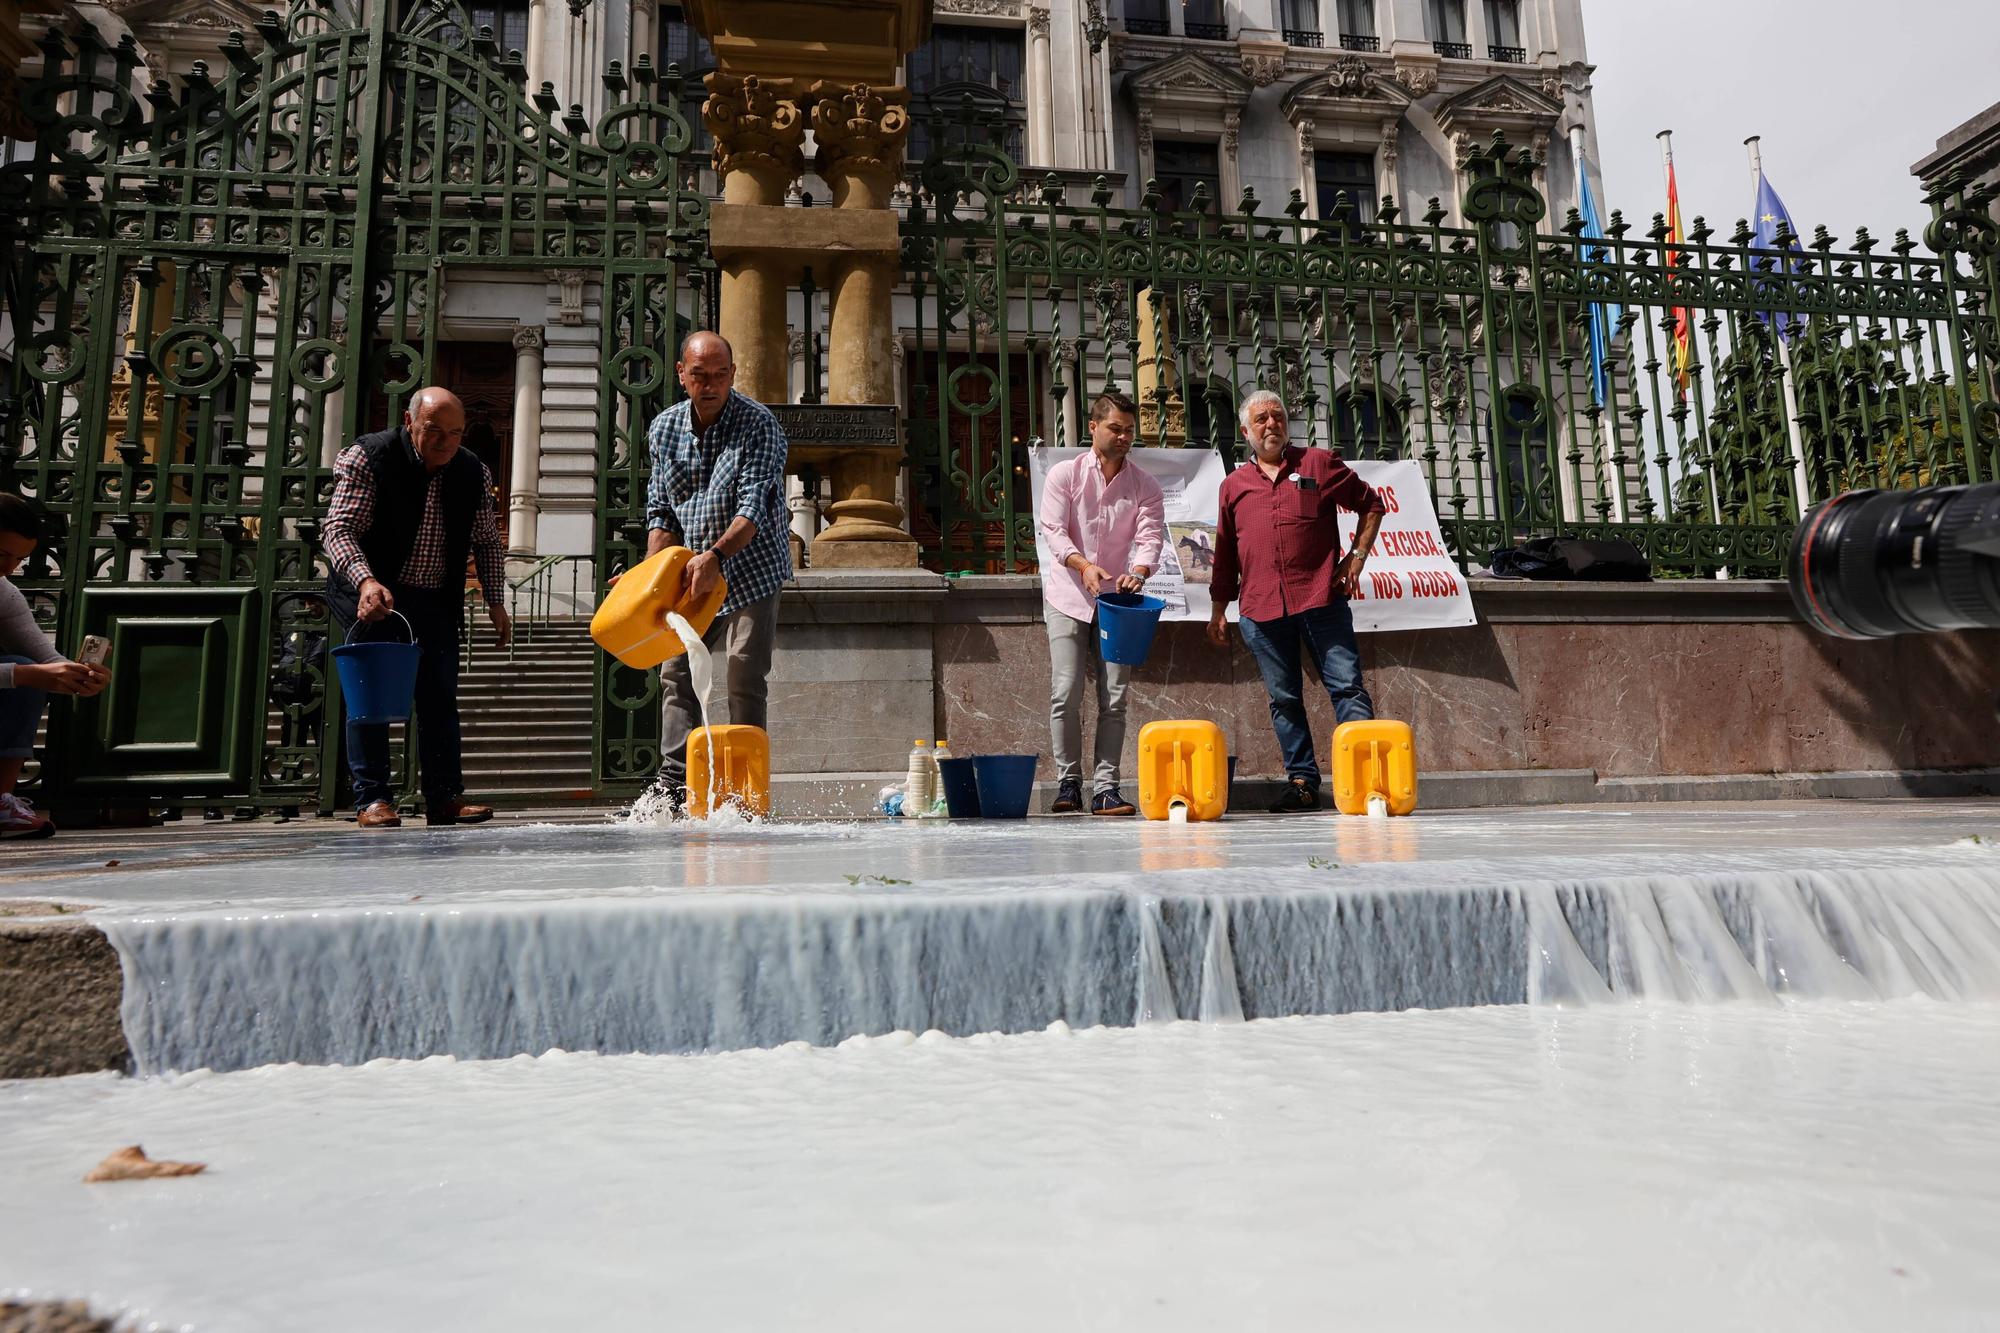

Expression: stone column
xmin=1135 ymin=107 xmax=1155 ymax=191
xmin=629 ymin=0 xmax=656 ymax=79
xmin=320 ymin=320 xmax=349 ymax=469
xmin=508 ymin=324 xmax=547 ymax=555
xmin=1026 ymin=5 xmax=1055 ymax=168
xmin=1133 ymin=287 xmax=1185 ymax=447
xmin=808 ymin=80 xmax=919 ymax=563
xmin=524 ymin=0 xmax=551 ymax=94
xmin=704 ymin=73 xmax=805 ymax=404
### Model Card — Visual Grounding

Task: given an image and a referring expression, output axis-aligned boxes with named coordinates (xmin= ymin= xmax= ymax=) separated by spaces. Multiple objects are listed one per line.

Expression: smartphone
xmin=80 ymin=635 xmax=111 ymax=667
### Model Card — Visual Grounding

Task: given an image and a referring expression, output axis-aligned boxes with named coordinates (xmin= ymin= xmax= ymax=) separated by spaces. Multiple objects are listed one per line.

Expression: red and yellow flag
xmin=1661 ymin=138 xmax=1694 ymax=396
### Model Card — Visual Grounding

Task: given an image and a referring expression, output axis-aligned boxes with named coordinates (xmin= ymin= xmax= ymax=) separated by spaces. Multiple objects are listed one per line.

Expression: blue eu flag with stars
xmin=1751 ymin=170 xmax=1806 ymax=340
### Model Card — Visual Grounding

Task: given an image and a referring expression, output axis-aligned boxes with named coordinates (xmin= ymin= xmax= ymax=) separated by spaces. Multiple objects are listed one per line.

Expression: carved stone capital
xmin=1394 ymin=61 xmax=1437 ymax=95
xmin=1379 ymin=118 xmax=1400 ymax=171
xmin=808 ymin=81 xmax=912 ymax=187
xmin=1452 ymin=130 xmax=1476 ymax=169
xmin=1222 ymin=108 xmax=1240 ymax=157
xmin=1240 ymin=48 xmax=1286 ymax=87
xmin=1135 ymin=106 xmax=1153 ymax=155
xmin=703 ymin=73 xmax=806 ymax=185
xmin=1331 ymin=55 xmax=1370 ymax=96
xmin=551 ymin=268 xmax=588 ymax=326
xmin=1028 ymin=4 xmax=1050 ymax=38
xmin=512 ymin=323 xmax=547 ymax=353
xmin=1296 ymin=116 xmax=1315 ymax=169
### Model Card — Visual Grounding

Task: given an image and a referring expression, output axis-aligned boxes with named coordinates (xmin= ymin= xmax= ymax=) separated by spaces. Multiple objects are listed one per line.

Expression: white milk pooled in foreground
xmin=4 ymin=1004 xmax=2000 ymax=1333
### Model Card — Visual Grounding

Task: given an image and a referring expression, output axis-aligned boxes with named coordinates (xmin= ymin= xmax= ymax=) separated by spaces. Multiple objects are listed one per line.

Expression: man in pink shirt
xmin=1039 ymin=391 xmax=1167 ymax=815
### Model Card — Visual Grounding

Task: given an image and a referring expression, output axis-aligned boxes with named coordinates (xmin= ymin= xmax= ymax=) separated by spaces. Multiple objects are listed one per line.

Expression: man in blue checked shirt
xmin=644 ymin=331 xmax=792 ymax=803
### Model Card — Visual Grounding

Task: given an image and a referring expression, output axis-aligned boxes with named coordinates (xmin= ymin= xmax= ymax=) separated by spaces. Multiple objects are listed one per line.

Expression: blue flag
xmin=1750 ymin=169 xmax=1805 ymax=339
xmin=1576 ymin=156 xmax=1622 ymax=407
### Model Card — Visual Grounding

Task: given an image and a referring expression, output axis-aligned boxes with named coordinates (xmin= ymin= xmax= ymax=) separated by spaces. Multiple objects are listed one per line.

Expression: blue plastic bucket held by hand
xmin=333 ymin=611 xmax=422 ymax=723
xmin=972 ymin=754 xmax=1038 ymax=819
xmin=1096 ymin=591 xmax=1167 ymax=666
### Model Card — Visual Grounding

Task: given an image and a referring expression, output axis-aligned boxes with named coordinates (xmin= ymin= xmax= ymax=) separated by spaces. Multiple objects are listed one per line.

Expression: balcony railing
xmin=1284 ymin=27 xmax=1324 ymax=46
xmin=1184 ymin=20 xmax=1229 ymax=39
xmin=1124 ymin=16 xmax=1170 ymax=35
xmin=1489 ymin=44 xmax=1526 ymax=62
xmin=1339 ymin=33 xmax=1380 ymax=51
xmin=1433 ymin=39 xmax=1472 ymax=58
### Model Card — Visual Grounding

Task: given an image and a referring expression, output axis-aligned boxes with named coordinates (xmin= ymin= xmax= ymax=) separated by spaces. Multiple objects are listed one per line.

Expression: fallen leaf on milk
xmin=83 ymin=1145 xmax=206 ymax=1183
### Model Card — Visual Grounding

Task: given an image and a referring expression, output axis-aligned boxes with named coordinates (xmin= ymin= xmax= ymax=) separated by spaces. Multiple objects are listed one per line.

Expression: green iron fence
xmin=903 ymin=125 xmax=2000 ymax=577
xmin=0 ymin=0 xmax=710 ymax=811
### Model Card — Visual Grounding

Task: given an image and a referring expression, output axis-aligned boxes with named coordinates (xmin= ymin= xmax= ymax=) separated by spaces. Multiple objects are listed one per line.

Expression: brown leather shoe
xmin=357 ymin=800 xmax=402 ymax=829
xmin=427 ymin=797 xmax=494 ymax=826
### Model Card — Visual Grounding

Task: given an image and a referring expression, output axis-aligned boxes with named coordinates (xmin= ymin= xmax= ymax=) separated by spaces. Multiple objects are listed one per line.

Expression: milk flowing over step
xmin=102 ymin=860 xmax=2000 ymax=1074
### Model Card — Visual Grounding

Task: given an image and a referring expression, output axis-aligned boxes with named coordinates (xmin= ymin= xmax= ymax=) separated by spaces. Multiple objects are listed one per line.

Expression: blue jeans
xmin=327 ymin=581 xmax=465 ymax=811
xmin=0 ymin=655 xmax=48 ymax=760
xmin=1238 ymin=601 xmax=1373 ymax=788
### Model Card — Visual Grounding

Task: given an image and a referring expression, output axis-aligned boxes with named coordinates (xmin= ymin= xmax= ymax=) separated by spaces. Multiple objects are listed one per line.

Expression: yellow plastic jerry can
xmin=685 ymin=724 xmax=771 ymax=819
xmin=1331 ymin=719 xmax=1418 ymax=816
xmin=590 ymin=546 xmax=728 ymax=669
xmin=1137 ymin=720 xmax=1229 ymax=822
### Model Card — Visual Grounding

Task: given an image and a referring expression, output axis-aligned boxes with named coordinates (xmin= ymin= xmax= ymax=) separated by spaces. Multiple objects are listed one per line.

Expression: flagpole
xmin=1575 ymin=124 xmax=1626 ymax=523
xmin=1748 ymin=135 xmax=1815 ymax=515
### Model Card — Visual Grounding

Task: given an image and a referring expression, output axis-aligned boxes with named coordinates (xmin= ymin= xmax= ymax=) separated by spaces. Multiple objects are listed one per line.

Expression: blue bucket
xmin=333 ymin=611 xmax=422 ymax=723
xmin=937 ymin=756 xmax=982 ymax=818
xmin=1096 ymin=592 xmax=1167 ymax=666
xmin=972 ymin=754 xmax=1038 ymax=820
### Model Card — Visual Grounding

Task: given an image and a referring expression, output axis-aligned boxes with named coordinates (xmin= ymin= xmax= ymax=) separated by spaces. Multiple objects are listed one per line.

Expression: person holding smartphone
xmin=0 ymin=492 xmax=110 ymax=839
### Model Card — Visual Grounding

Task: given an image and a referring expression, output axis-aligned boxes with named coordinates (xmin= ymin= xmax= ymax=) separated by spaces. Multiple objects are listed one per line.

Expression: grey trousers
xmin=1046 ymin=604 xmax=1132 ymax=791
xmin=659 ymin=592 xmax=780 ymax=789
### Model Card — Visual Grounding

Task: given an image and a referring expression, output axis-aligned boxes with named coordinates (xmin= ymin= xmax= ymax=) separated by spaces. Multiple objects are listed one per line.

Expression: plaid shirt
xmin=323 ymin=440 xmax=508 ymax=612
xmin=645 ymin=389 xmax=792 ymax=615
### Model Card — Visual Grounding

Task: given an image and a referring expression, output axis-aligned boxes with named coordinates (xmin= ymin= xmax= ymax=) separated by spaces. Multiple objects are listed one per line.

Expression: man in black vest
xmin=322 ymin=387 xmax=512 ymax=829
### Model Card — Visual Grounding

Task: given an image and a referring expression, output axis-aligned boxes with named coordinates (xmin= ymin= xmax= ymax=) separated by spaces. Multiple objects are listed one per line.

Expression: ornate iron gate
xmin=0 ymin=0 xmax=711 ymax=811
xmin=904 ymin=122 xmax=2000 ymax=577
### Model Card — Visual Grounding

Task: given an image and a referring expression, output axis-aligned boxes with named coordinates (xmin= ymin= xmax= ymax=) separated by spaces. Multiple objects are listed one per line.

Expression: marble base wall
xmin=776 ymin=575 xmax=2000 ymax=782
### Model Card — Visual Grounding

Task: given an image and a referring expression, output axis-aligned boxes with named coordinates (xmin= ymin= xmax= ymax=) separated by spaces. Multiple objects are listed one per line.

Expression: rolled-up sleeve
xmin=1132 ymin=470 xmax=1166 ymax=572
xmin=733 ymin=413 xmax=788 ymax=530
xmin=320 ymin=444 xmax=377 ymax=589
xmin=1328 ymin=457 xmax=1387 ymax=516
xmin=1038 ymin=459 xmax=1081 ymax=568
xmin=644 ymin=412 xmax=679 ymax=535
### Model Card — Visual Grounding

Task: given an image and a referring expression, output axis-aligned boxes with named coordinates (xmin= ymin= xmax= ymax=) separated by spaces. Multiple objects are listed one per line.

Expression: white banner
xmin=1028 ymin=449 xmax=1474 ymax=632
xmin=1029 ymin=447 xmax=1228 ymax=622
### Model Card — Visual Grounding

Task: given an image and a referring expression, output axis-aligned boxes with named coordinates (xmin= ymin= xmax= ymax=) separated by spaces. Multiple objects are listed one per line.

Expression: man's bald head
xmin=404 ymin=385 xmax=467 ymax=473
xmin=677 ymin=330 xmax=736 ymax=427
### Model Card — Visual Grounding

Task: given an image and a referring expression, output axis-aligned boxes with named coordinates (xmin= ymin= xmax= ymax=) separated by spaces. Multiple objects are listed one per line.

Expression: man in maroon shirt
xmin=1206 ymin=390 xmax=1386 ymax=812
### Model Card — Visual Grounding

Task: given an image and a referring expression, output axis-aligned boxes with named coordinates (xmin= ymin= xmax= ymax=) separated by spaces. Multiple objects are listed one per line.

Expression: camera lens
xmin=1787 ymin=482 xmax=2000 ymax=638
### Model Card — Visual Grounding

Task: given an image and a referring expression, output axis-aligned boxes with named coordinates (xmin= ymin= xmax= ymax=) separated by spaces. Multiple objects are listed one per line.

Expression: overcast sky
xmin=1585 ymin=0 xmax=2000 ymax=249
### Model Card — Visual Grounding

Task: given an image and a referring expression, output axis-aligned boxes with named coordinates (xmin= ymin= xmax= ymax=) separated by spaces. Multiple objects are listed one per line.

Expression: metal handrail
xmin=462 ymin=553 xmax=595 ymax=666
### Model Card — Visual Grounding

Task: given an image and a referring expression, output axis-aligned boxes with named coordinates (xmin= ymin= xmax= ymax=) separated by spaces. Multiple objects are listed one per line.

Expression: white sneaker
xmin=0 ymin=792 xmax=53 ymax=840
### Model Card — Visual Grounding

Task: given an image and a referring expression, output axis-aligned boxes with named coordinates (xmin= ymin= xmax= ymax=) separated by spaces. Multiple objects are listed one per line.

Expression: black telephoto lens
xmin=1787 ymin=482 xmax=2000 ymax=639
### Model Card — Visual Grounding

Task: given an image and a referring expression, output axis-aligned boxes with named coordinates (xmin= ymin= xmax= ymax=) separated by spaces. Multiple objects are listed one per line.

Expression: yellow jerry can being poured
xmin=686 ymin=724 xmax=771 ymax=819
xmin=589 ymin=546 xmax=728 ymax=669
xmin=1331 ymin=719 xmax=1418 ymax=817
xmin=1137 ymin=720 xmax=1229 ymax=823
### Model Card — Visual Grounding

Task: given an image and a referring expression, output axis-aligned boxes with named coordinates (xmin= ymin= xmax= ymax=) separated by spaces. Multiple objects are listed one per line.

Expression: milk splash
xmin=618 ymin=610 xmax=757 ymax=826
